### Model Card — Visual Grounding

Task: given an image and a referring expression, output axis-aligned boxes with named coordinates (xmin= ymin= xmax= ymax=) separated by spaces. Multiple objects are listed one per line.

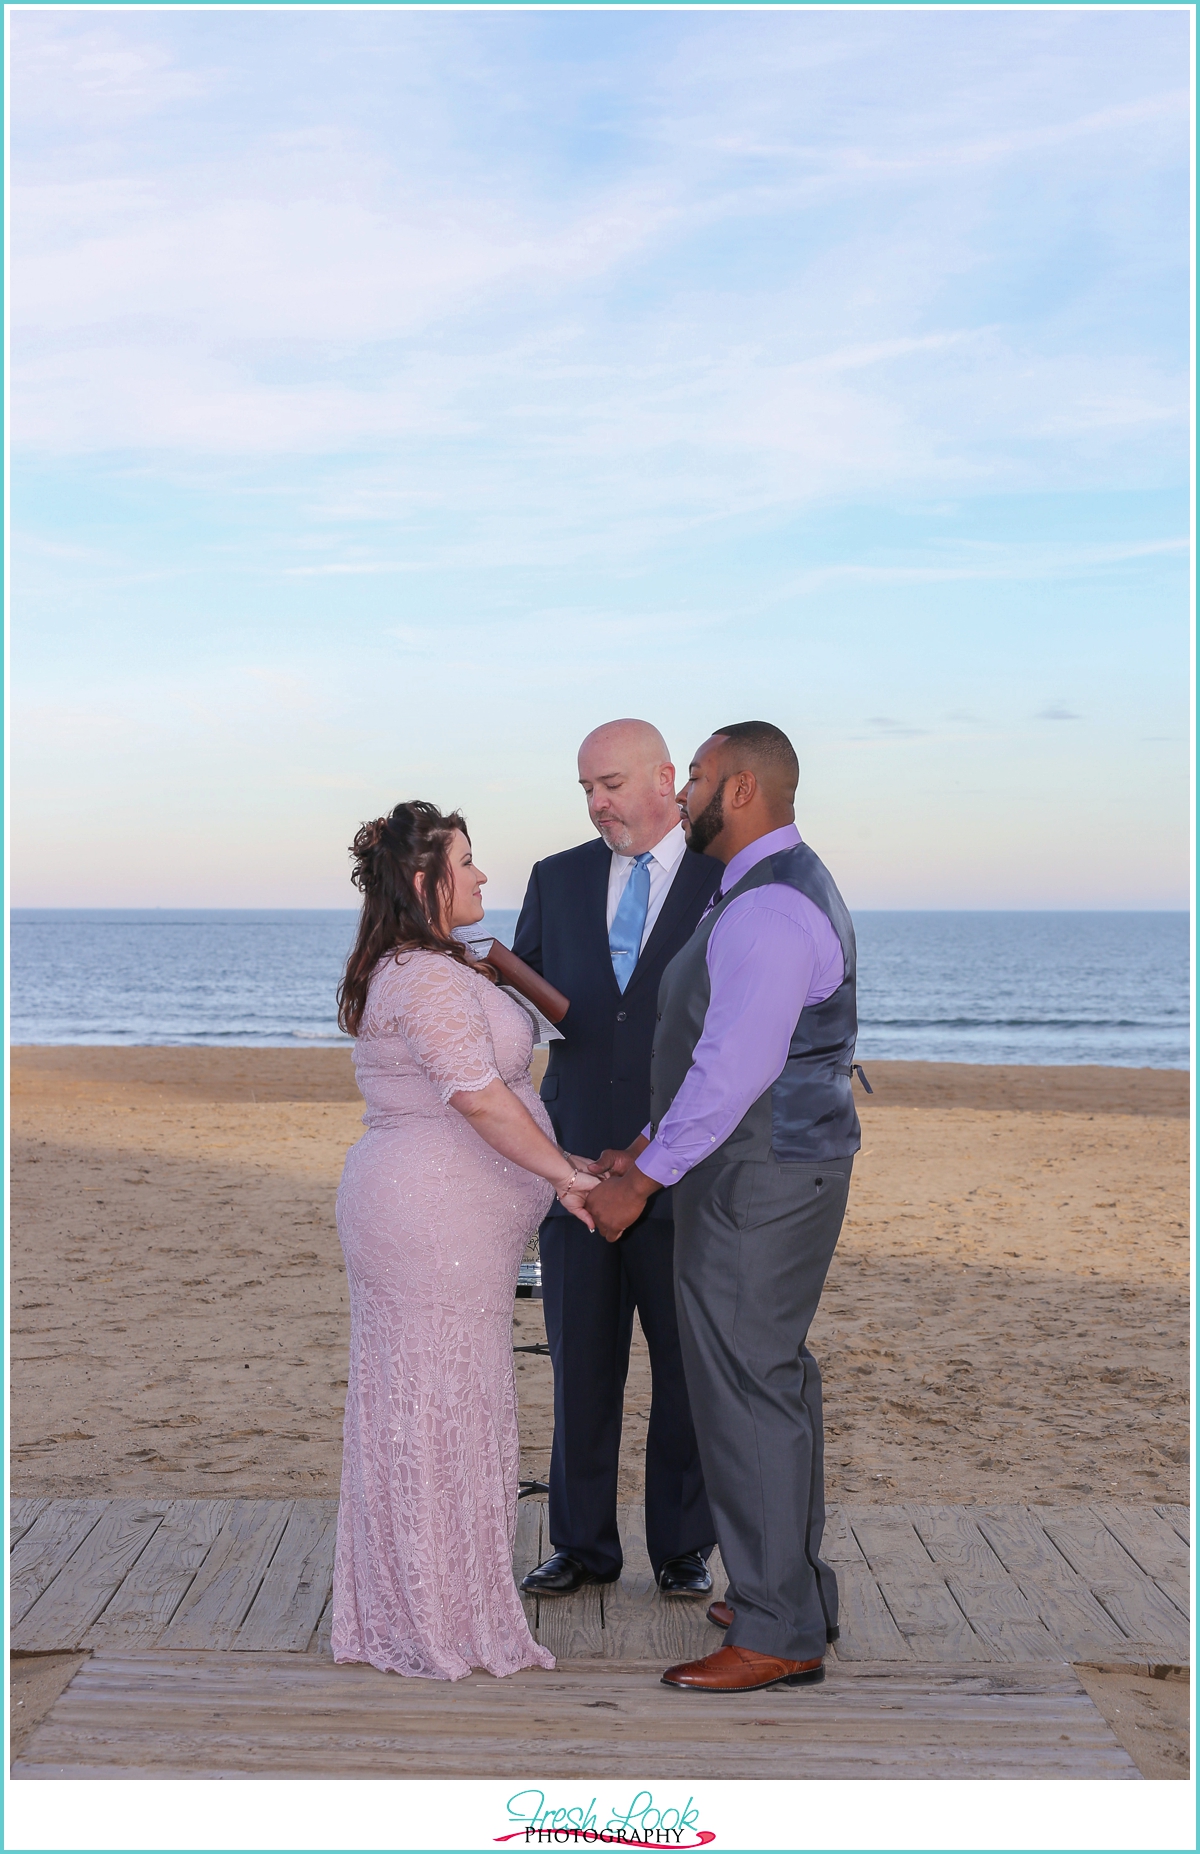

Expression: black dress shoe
xmin=657 ymin=1551 xmax=713 ymax=1597
xmin=520 ymin=1550 xmax=620 ymax=1596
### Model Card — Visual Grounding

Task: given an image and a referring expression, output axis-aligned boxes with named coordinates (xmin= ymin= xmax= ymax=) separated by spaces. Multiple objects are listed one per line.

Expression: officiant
xmin=513 ymin=720 xmax=721 ymax=1597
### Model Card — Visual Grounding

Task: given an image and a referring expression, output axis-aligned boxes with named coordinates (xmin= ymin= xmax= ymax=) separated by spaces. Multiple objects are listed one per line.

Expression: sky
xmin=9 ymin=5 xmax=1192 ymax=910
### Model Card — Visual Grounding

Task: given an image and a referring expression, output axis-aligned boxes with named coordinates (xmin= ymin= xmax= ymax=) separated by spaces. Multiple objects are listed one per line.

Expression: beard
xmin=685 ymin=782 xmax=727 ymax=855
xmin=596 ymin=820 xmax=634 ymax=852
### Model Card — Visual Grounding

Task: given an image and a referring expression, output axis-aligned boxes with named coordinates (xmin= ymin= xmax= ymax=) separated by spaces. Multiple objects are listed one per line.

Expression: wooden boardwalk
xmin=10 ymin=1495 xmax=1190 ymax=1669
xmin=14 ymin=1496 xmax=1185 ymax=1779
xmin=13 ymin=1656 xmax=1141 ymax=1780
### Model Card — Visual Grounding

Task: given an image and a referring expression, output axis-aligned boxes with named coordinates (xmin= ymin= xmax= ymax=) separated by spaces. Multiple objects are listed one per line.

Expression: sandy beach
xmin=11 ymin=1045 xmax=1189 ymax=1509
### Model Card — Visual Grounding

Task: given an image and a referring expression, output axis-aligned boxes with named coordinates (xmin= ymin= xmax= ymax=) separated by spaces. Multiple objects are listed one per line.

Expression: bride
xmin=331 ymin=800 xmax=596 ymax=1679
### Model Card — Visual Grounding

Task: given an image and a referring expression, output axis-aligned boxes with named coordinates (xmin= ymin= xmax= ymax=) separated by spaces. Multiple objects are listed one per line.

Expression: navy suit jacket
xmin=513 ymin=836 xmax=722 ymax=1223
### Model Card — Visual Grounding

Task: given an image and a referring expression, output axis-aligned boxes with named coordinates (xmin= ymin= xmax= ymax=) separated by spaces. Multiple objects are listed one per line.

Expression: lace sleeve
xmin=374 ymin=952 xmax=501 ymax=1103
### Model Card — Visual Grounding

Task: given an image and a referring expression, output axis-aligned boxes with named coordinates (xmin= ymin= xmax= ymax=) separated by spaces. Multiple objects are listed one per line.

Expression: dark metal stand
xmin=515 ymin=1241 xmax=549 ymax=1495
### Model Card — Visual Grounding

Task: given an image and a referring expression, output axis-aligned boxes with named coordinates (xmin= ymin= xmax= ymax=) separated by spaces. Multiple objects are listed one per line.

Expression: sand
xmin=10 ymin=1045 xmax=1189 ymax=1509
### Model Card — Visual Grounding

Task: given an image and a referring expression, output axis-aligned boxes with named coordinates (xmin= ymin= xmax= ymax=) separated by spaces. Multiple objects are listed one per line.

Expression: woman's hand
xmin=556 ymin=1166 xmax=599 ymax=1230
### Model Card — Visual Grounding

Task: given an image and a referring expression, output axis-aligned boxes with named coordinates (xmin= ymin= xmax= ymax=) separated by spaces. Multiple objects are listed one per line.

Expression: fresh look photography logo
xmin=496 ymin=1790 xmax=714 ymax=1848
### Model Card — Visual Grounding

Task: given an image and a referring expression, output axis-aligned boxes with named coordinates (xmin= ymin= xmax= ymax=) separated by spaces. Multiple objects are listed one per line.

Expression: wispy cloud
xmin=866 ymin=716 xmax=928 ymax=739
xmin=9 ymin=9 xmax=1190 ymax=907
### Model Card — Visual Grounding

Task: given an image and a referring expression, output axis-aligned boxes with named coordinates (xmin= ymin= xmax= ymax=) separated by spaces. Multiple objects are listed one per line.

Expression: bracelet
xmin=555 ymin=1166 xmax=579 ymax=1199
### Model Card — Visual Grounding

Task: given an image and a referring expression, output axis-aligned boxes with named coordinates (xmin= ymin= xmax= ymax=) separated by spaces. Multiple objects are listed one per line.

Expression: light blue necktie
xmin=609 ymin=852 xmax=653 ymax=993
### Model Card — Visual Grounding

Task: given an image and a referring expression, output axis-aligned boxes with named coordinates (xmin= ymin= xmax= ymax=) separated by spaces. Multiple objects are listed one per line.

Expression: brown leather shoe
xmin=661 ymin=1644 xmax=824 ymax=1691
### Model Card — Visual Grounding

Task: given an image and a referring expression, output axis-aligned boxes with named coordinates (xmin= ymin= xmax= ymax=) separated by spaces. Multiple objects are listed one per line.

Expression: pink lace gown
xmin=331 ymin=949 xmax=557 ymax=1680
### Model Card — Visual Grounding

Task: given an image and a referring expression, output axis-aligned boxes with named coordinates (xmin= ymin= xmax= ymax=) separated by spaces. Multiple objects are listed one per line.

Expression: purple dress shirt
xmin=638 ymin=825 xmax=844 ymax=1187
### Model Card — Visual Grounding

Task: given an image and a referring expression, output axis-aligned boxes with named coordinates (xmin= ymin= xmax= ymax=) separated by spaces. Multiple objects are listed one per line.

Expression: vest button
xmin=616 ymin=1011 xmax=626 ymax=1022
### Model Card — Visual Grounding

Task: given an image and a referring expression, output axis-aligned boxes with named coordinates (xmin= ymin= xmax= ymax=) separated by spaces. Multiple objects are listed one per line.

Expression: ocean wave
xmin=859 ymin=1016 xmax=1182 ymax=1031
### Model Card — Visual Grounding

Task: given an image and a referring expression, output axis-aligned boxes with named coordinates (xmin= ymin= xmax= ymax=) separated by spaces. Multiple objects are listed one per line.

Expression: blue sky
xmin=10 ymin=6 xmax=1191 ymax=908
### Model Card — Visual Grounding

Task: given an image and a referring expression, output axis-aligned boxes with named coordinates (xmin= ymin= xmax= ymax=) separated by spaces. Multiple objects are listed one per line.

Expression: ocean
xmin=8 ymin=908 xmax=1190 ymax=1069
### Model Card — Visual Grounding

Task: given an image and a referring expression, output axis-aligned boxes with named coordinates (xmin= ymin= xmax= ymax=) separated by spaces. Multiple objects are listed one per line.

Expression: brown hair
xmin=336 ymin=801 xmax=488 ymax=1037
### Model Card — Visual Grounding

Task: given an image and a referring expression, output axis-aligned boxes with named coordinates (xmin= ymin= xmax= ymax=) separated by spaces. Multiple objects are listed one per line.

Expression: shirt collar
xmin=612 ymin=821 xmax=688 ymax=874
xmin=720 ymin=822 xmax=802 ymax=893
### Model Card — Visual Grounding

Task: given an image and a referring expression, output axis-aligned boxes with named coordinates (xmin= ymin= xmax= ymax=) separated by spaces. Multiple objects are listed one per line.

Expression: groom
xmin=585 ymin=721 xmax=862 ymax=1692
xmin=513 ymin=719 xmax=721 ymax=1597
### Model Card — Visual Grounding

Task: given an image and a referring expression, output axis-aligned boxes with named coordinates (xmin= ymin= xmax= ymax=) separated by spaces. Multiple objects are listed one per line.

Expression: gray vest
xmin=649 ymin=841 xmax=861 ymax=1165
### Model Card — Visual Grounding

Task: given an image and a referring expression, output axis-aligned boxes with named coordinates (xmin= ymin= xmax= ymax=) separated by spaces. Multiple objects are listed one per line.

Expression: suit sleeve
xmin=511 ymin=863 xmax=544 ymax=974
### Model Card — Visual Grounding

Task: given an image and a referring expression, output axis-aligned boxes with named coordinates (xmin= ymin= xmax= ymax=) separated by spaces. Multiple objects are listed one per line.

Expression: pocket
xmin=712 ymin=1162 xmax=757 ymax=1230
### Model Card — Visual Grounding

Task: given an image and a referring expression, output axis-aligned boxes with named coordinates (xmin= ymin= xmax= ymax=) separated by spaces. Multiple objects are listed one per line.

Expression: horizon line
xmin=9 ymin=904 xmax=1192 ymax=917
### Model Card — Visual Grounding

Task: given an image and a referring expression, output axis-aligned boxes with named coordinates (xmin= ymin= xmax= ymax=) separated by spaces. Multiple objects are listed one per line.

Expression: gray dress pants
xmin=672 ymin=1153 xmax=853 ymax=1663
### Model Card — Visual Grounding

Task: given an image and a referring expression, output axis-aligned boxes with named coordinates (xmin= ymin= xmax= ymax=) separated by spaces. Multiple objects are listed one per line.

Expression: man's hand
xmin=588 ymin=1148 xmax=633 ymax=1179
xmin=587 ymin=1164 xmax=660 ymax=1243
xmin=586 ymin=1134 xmax=650 ymax=1180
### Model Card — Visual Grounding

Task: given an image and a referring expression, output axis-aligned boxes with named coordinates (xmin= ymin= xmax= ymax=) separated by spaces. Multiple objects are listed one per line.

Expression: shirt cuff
xmin=636 ymin=1137 xmax=688 ymax=1189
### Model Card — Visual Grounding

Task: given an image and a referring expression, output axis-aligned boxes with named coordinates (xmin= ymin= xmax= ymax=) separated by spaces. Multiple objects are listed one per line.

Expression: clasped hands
xmin=557 ymin=1140 xmax=659 ymax=1242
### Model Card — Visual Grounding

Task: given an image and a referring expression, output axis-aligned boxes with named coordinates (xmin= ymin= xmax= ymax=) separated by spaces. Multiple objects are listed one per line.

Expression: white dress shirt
xmin=605 ymin=822 xmax=689 ymax=956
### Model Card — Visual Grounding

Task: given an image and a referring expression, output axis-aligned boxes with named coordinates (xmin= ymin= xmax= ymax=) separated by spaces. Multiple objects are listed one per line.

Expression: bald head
xmin=578 ymin=718 xmax=679 ymax=855
xmin=579 ymin=718 xmax=670 ymax=768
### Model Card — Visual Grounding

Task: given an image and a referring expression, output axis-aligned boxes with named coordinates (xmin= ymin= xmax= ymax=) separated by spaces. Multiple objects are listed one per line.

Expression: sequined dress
xmin=331 ymin=948 xmax=557 ymax=1679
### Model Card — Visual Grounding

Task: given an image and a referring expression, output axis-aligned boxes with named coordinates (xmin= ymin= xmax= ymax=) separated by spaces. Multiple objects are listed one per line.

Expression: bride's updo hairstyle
xmin=337 ymin=800 xmax=486 ymax=1037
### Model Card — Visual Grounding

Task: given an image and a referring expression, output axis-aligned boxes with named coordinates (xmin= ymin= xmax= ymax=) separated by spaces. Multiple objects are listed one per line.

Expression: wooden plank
xmin=972 ymin=1508 xmax=1132 ymax=1662
xmin=1092 ymin=1504 xmax=1191 ymax=1583
xmin=975 ymin=1506 xmax=1107 ymax=1588
xmin=313 ymin=1592 xmax=333 ymax=1660
xmin=850 ymin=1509 xmax=995 ymax=1660
xmin=513 ymin=1500 xmax=542 ymax=1580
xmin=599 ymin=1506 xmax=715 ymax=1666
xmin=1038 ymin=1508 xmax=1190 ymax=1657
xmin=10 ymin=1500 xmax=108 ymax=1627
xmin=819 ymin=1505 xmax=867 ymax=1564
xmin=831 ymin=1562 xmax=913 ymax=1661
xmin=1086 ymin=1580 xmax=1191 ymax=1662
xmin=534 ymin=1584 xmax=604 ymax=1661
xmin=1153 ymin=1575 xmax=1190 ymax=1619
xmin=86 ymin=1501 xmax=234 ymax=1649
xmin=1039 ymin=1507 xmax=1147 ymax=1584
xmin=12 ymin=1653 xmax=1141 ymax=1780
xmin=945 ymin=1577 xmax=1066 ymax=1663
xmin=1010 ymin=1576 xmax=1139 ymax=1665
xmin=909 ymin=1505 xmax=1010 ymax=1580
xmin=10 ymin=1497 xmax=50 ymax=1550
xmin=848 ymin=1509 xmax=938 ymax=1576
xmin=160 ymin=1501 xmax=294 ymax=1650
xmin=13 ymin=1503 xmax=167 ymax=1652
xmin=875 ymin=1575 xmax=989 ymax=1661
xmin=1156 ymin=1504 xmax=1190 ymax=1546
xmin=235 ymin=1504 xmax=338 ymax=1653
xmin=513 ymin=1500 xmax=542 ymax=1635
